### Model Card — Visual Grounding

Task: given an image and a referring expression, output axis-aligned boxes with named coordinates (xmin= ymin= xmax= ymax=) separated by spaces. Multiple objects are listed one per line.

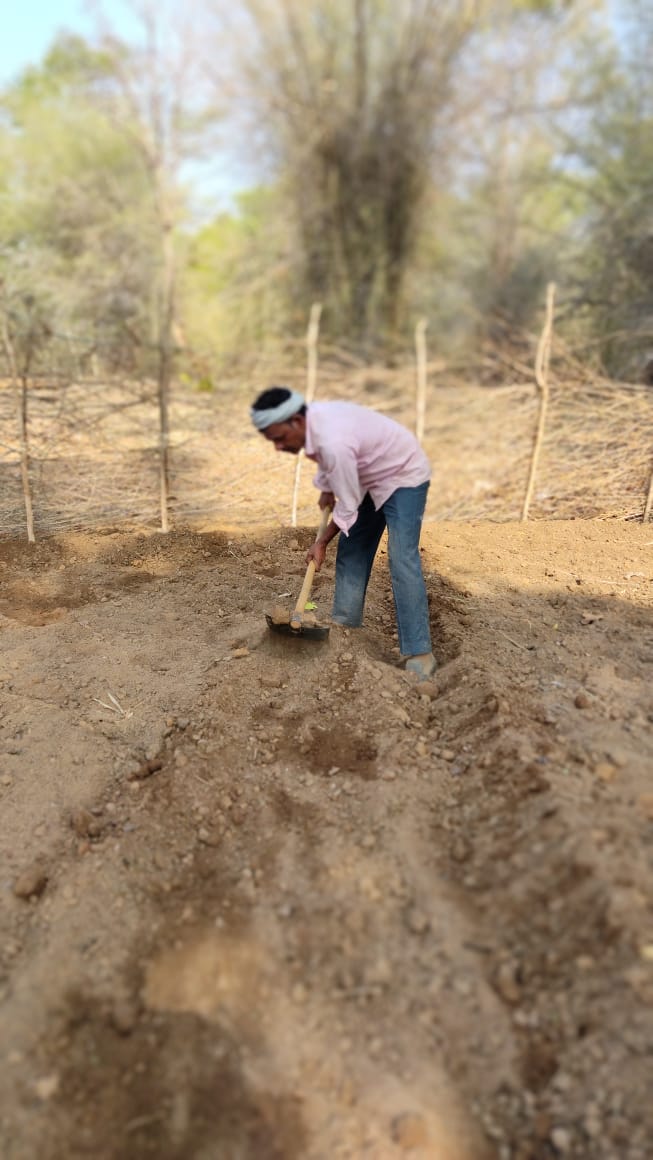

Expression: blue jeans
xmin=331 ymin=483 xmax=431 ymax=656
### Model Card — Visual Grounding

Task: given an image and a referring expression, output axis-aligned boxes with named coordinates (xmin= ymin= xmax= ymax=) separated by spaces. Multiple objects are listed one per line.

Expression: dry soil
xmin=1 ymin=516 xmax=652 ymax=1159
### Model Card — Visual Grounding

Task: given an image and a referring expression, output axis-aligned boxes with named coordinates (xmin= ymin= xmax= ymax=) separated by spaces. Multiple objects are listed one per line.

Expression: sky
xmin=0 ymin=2 xmax=252 ymax=212
xmin=0 ymin=1 xmax=96 ymax=86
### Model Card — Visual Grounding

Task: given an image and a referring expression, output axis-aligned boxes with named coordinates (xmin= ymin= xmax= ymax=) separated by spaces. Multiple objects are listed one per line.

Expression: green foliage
xmin=239 ymin=0 xmax=479 ymax=349
xmin=3 ymin=35 xmax=113 ymax=114
xmin=2 ymin=2 xmax=653 ymax=381
xmin=567 ymin=5 xmax=653 ymax=376
xmin=180 ymin=186 xmax=295 ymax=370
xmin=0 ymin=34 xmax=160 ymax=376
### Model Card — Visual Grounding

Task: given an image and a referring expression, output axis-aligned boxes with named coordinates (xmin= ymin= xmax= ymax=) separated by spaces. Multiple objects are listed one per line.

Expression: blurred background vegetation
xmin=1 ymin=0 xmax=652 ymax=386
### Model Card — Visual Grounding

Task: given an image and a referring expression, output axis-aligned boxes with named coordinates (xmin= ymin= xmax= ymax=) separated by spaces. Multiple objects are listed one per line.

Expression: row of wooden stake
xmin=291 ymin=284 xmax=653 ymax=528
xmin=4 ymin=284 xmax=653 ymax=540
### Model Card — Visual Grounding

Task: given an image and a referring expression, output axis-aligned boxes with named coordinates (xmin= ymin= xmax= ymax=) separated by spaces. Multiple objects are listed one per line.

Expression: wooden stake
xmin=157 ymin=378 xmax=171 ymax=535
xmin=1 ymin=318 xmax=35 ymax=542
xmin=522 ymin=283 xmax=556 ymax=522
xmin=156 ymin=220 xmax=177 ymax=534
xmin=17 ymin=375 xmax=36 ymax=544
xmin=291 ymin=303 xmax=322 ymax=527
xmin=415 ymin=318 xmax=428 ymax=444
xmin=644 ymin=464 xmax=653 ymax=523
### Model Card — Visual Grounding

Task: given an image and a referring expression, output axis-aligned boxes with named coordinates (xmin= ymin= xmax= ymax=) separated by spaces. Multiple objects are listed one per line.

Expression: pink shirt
xmin=305 ymin=401 xmax=431 ymax=534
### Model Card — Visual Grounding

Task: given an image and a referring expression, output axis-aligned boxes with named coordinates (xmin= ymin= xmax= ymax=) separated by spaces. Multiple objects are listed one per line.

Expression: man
xmin=251 ymin=386 xmax=436 ymax=679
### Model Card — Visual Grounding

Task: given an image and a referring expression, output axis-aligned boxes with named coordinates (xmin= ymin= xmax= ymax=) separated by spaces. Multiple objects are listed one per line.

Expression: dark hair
xmin=252 ymin=386 xmax=306 ymax=416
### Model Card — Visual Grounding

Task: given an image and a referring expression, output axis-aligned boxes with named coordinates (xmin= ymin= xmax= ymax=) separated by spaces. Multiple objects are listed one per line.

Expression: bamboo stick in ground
xmin=1 ymin=317 xmax=36 ymax=543
xmin=415 ymin=318 xmax=428 ymax=445
xmin=291 ymin=302 xmax=322 ymax=527
xmin=522 ymin=282 xmax=556 ymax=522
xmin=17 ymin=375 xmax=36 ymax=543
xmin=644 ymin=463 xmax=653 ymax=523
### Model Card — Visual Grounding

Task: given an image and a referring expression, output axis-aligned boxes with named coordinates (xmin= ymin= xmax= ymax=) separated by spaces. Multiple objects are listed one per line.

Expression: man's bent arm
xmin=306 ymin=518 xmax=339 ymax=571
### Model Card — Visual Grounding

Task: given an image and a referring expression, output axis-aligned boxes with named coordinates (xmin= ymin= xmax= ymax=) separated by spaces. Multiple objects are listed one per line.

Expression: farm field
xmin=1 ymin=510 xmax=652 ymax=1159
xmin=3 ymin=3 xmax=653 ymax=1152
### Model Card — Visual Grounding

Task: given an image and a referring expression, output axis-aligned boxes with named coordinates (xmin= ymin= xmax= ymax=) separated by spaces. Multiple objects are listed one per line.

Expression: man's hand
xmin=318 ymin=491 xmax=335 ymax=511
xmin=306 ymin=540 xmax=327 ymax=572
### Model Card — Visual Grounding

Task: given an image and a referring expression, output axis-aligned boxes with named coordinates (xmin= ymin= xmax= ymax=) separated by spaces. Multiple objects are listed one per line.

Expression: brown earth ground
xmin=1 ymin=516 xmax=652 ymax=1159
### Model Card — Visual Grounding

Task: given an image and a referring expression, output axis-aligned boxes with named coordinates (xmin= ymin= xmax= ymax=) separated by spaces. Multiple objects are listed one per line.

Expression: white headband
xmin=251 ymin=390 xmax=305 ymax=431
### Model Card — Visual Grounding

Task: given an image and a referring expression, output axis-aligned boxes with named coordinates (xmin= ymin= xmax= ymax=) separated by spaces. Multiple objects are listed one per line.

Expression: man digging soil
xmin=251 ymin=386 xmax=436 ymax=679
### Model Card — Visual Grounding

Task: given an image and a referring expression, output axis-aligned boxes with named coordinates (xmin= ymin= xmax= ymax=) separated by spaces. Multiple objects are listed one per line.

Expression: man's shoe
xmin=405 ymin=652 xmax=437 ymax=680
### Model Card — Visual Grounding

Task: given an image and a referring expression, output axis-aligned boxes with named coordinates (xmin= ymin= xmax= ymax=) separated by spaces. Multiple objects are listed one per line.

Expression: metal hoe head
xmin=267 ymin=511 xmax=332 ymax=644
xmin=265 ymin=612 xmax=330 ymax=642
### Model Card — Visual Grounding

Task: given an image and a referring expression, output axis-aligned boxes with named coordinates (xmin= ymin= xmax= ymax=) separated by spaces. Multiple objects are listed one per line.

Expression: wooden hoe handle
xmin=290 ymin=508 xmax=331 ymax=628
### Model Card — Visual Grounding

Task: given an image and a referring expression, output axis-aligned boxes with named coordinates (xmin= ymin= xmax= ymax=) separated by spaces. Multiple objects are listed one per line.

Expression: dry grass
xmin=1 ymin=348 xmax=652 ymax=538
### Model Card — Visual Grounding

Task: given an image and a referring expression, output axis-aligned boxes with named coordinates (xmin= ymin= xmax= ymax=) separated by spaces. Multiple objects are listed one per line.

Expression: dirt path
xmin=1 ymin=519 xmax=652 ymax=1159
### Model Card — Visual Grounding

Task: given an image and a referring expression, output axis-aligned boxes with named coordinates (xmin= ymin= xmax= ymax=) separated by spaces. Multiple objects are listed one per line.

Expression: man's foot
xmin=405 ymin=652 xmax=437 ymax=680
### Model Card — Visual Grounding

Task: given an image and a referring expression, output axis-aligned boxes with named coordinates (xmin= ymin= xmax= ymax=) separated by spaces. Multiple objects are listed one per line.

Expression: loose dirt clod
xmin=390 ymin=1111 xmax=429 ymax=1150
xmin=13 ymin=862 xmax=48 ymax=900
xmin=70 ymin=808 xmax=102 ymax=838
xmin=109 ymin=997 xmax=141 ymax=1036
xmin=127 ymin=758 xmax=164 ymax=781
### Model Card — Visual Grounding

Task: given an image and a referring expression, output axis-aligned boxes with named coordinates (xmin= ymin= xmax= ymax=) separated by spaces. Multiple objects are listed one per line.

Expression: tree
xmin=181 ymin=186 xmax=295 ymax=374
xmin=434 ymin=0 xmax=607 ymax=349
xmin=0 ymin=4 xmax=221 ymax=530
xmin=0 ymin=34 xmax=157 ymax=376
xmin=232 ymin=0 xmax=476 ymax=348
xmin=85 ymin=0 xmax=221 ymax=529
xmin=563 ymin=0 xmax=653 ymax=376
